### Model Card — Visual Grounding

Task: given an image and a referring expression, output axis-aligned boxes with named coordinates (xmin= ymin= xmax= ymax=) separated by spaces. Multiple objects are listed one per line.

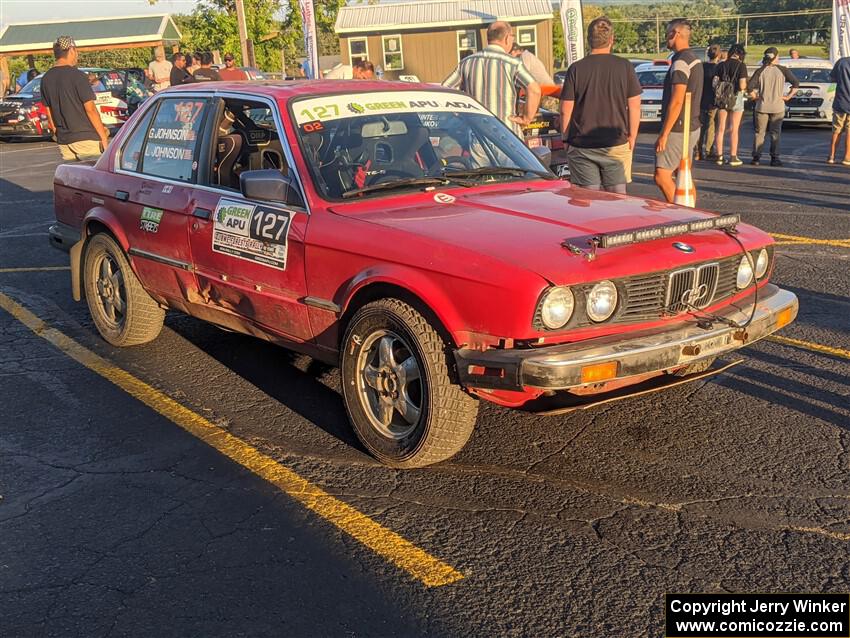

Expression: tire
xmin=340 ymin=298 xmax=478 ymax=468
xmin=83 ymin=233 xmax=164 ymax=346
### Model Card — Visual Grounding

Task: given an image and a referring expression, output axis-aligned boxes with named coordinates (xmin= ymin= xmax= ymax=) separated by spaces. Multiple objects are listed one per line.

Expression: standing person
xmin=218 ymin=53 xmax=248 ymax=81
xmin=559 ymin=17 xmax=641 ymax=194
xmin=748 ymin=48 xmax=799 ymax=166
xmin=654 ymin=19 xmax=703 ymax=203
xmin=15 ymin=66 xmax=36 ymax=92
xmin=828 ymin=55 xmax=850 ymax=166
xmin=169 ymin=53 xmax=193 ymax=86
xmin=40 ymin=36 xmax=109 ymax=162
xmin=789 ymin=49 xmax=801 ymax=59
xmin=323 ymin=60 xmax=375 ymax=79
xmin=697 ymin=44 xmax=721 ymax=161
xmin=510 ymin=43 xmax=553 ymax=85
xmin=443 ymin=21 xmax=541 ymax=137
xmin=147 ymin=47 xmax=172 ymax=92
xmin=713 ymin=43 xmax=749 ymax=166
xmin=192 ymin=53 xmax=222 ymax=82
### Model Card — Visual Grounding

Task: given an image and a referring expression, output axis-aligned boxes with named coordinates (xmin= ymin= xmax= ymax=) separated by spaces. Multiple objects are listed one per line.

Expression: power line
xmin=608 ymin=8 xmax=832 ymax=24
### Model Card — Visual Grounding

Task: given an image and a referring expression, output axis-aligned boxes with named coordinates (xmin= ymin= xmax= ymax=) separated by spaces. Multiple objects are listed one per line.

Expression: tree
xmin=734 ymin=0 xmax=830 ymax=44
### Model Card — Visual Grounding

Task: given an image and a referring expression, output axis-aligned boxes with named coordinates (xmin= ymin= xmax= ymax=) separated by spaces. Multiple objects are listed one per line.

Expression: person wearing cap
xmin=218 ymin=54 xmax=248 ymax=81
xmin=148 ymin=47 xmax=172 ymax=92
xmin=748 ymin=47 xmax=799 ymax=166
xmin=40 ymin=36 xmax=109 ymax=162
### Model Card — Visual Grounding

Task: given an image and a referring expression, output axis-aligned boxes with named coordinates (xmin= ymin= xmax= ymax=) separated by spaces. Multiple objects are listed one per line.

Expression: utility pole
xmin=235 ymin=0 xmax=250 ymax=67
xmin=736 ymin=16 xmax=740 ymax=43
xmin=744 ymin=19 xmax=749 ymax=49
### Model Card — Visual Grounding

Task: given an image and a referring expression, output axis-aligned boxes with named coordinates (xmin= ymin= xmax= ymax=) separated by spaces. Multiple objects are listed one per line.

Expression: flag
xmin=560 ymin=0 xmax=585 ymax=67
xmin=831 ymin=0 xmax=850 ymax=63
xmin=299 ymin=0 xmax=320 ymax=79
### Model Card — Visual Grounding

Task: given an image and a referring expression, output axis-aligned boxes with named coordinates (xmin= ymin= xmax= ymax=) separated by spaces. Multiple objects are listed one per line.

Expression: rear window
xmin=140 ymin=98 xmax=209 ymax=182
xmin=637 ymin=70 xmax=667 ymax=87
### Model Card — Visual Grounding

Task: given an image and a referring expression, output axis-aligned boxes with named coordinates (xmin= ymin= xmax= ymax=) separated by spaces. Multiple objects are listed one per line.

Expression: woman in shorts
xmin=714 ymin=44 xmax=749 ymax=167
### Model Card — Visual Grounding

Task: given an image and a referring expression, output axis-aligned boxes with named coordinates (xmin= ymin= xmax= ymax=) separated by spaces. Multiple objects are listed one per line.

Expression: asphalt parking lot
xmin=1 ymin=120 xmax=849 ymax=637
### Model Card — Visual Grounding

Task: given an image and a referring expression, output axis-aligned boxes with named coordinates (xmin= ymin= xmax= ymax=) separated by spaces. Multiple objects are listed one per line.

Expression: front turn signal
xmin=580 ymin=361 xmax=618 ymax=384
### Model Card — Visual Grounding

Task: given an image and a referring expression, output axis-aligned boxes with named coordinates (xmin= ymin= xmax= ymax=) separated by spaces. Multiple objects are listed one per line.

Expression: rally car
xmin=49 ymin=80 xmax=797 ymax=468
xmin=635 ymin=61 xmax=670 ymax=122
xmin=780 ymin=58 xmax=836 ymax=124
xmin=0 ymin=68 xmax=143 ymax=140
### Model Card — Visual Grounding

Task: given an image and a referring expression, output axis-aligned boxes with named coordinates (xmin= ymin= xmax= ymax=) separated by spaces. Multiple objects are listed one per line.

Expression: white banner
xmin=560 ymin=0 xmax=585 ymax=67
xmin=299 ymin=0 xmax=320 ymax=79
xmin=832 ymin=0 xmax=850 ymax=62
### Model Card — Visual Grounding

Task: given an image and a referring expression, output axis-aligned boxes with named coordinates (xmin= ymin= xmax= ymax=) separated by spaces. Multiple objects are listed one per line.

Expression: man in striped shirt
xmin=442 ymin=21 xmax=542 ymax=137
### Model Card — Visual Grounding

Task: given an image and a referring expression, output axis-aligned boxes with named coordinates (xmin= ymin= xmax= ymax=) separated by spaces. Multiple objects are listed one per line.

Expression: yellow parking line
xmin=770 ymin=233 xmax=850 ymax=248
xmin=0 ymin=291 xmax=464 ymax=588
xmin=0 ymin=266 xmax=70 ymax=273
xmin=767 ymin=335 xmax=850 ymax=360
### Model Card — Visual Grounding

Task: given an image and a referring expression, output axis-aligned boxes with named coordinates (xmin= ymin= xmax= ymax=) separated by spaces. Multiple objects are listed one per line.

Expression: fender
xmin=69 ymin=207 xmax=132 ymax=302
xmin=340 ymin=264 xmax=502 ymax=349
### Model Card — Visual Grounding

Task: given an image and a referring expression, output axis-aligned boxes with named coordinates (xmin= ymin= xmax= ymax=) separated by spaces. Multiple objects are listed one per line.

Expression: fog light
xmin=580 ymin=361 xmax=618 ymax=384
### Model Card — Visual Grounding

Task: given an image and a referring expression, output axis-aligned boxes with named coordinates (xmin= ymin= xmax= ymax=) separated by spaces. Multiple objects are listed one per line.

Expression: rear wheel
xmin=83 ymin=233 xmax=164 ymax=346
xmin=341 ymin=299 xmax=478 ymax=468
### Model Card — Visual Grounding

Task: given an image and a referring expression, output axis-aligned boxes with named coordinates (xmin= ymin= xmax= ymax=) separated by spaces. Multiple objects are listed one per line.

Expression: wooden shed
xmin=334 ymin=0 xmax=554 ymax=83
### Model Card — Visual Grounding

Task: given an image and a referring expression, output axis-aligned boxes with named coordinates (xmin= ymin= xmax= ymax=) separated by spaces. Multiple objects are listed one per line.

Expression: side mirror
xmin=240 ymin=169 xmax=304 ymax=208
xmin=531 ymin=145 xmax=552 ymax=168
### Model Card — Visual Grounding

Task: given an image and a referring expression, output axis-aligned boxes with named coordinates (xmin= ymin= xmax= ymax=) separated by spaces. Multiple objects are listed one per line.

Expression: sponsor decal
xmin=433 ymin=193 xmax=456 ymax=204
xmin=212 ymin=198 xmax=291 ymax=270
xmin=347 ymin=102 xmax=365 ymax=114
xmin=140 ymin=207 xmax=164 ymax=233
xmin=162 ymin=184 xmax=173 ymax=193
xmin=294 ymin=91 xmax=484 ymax=125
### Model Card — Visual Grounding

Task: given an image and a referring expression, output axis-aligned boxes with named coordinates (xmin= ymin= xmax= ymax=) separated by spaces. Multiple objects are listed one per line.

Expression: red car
xmin=50 ymin=81 xmax=798 ymax=467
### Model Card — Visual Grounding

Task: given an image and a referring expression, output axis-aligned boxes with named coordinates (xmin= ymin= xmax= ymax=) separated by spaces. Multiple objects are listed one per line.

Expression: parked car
xmin=634 ymin=61 xmax=671 ymax=122
xmin=0 ymin=67 xmax=143 ymax=140
xmin=522 ymin=107 xmax=568 ymax=178
xmin=49 ymin=81 xmax=798 ymax=467
xmin=212 ymin=65 xmax=267 ymax=80
xmin=778 ymin=58 xmax=835 ymax=124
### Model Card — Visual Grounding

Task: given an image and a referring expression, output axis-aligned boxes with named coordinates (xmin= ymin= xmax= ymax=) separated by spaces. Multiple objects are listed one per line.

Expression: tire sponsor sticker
xmin=140 ymin=206 xmax=163 ymax=233
xmin=212 ymin=198 xmax=291 ymax=270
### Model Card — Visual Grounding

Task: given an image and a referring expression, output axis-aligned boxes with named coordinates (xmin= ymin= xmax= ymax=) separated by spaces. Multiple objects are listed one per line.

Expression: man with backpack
xmin=713 ymin=43 xmax=749 ymax=166
xmin=748 ymin=47 xmax=799 ymax=166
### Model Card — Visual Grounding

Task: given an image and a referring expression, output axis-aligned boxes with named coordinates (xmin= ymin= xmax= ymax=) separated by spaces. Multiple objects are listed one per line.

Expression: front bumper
xmin=455 ymin=284 xmax=797 ymax=392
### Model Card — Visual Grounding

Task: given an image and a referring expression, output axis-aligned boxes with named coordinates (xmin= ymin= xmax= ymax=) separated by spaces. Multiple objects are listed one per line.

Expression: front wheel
xmin=83 ymin=233 xmax=164 ymax=346
xmin=341 ymin=299 xmax=478 ymax=468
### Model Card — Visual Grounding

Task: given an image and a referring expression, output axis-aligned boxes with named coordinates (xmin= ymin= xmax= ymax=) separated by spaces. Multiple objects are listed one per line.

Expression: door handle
xmin=115 ymin=190 xmax=129 ymax=202
xmin=192 ymin=207 xmax=212 ymax=220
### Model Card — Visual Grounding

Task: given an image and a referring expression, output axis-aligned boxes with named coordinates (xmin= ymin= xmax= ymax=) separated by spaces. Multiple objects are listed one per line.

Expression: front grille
xmin=534 ymin=251 xmax=769 ymax=332
xmin=788 ymin=97 xmax=823 ymax=107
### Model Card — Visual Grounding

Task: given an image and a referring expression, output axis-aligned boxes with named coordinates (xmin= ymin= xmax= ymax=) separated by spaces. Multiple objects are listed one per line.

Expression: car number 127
xmin=250 ymin=208 xmax=290 ymax=244
xmin=299 ymin=104 xmax=340 ymax=121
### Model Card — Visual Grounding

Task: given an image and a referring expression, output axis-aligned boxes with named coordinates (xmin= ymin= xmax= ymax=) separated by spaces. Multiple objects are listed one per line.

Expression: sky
xmin=0 ymin=0 xmax=198 ymax=30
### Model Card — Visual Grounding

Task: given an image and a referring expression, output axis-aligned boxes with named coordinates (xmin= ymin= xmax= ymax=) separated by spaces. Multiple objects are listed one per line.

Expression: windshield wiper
xmin=442 ymin=166 xmax=556 ymax=180
xmin=341 ymin=176 xmax=473 ymax=199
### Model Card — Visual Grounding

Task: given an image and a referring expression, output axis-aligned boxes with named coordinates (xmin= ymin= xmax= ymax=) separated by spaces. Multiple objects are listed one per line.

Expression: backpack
xmin=713 ymin=61 xmax=739 ymax=110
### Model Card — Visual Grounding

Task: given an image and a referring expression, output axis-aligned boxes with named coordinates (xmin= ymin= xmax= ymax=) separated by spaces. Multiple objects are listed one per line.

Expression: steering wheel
xmin=441 ymin=155 xmax=472 ymax=170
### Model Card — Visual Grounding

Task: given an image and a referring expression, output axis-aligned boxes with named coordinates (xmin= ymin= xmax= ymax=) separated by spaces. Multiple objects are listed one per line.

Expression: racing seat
xmin=214 ymin=110 xmax=243 ymax=189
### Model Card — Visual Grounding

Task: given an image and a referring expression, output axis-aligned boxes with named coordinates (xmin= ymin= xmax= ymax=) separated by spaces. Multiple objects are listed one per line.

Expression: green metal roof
xmin=0 ymin=15 xmax=182 ymax=55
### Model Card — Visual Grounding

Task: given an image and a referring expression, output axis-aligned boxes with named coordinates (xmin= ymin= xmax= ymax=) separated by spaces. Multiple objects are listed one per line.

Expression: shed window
xmin=349 ymin=37 xmax=369 ymax=64
xmin=457 ymin=30 xmax=477 ymax=61
xmin=382 ymin=34 xmax=404 ymax=71
xmin=516 ymin=26 xmax=537 ymax=56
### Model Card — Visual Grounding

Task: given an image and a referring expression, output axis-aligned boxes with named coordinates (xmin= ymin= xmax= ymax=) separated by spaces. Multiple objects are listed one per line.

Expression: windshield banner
xmin=293 ymin=91 xmax=486 ymax=125
xmin=831 ymin=0 xmax=850 ymax=63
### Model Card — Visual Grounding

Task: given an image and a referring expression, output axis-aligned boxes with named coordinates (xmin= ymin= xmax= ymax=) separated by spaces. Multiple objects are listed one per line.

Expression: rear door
xmin=114 ymin=96 xmax=213 ymax=303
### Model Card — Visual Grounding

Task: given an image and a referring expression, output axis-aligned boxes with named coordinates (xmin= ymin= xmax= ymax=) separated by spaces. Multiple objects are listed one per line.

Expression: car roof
xmin=635 ymin=62 xmax=670 ymax=72
xmin=161 ymin=79 xmax=461 ymax=99
xmin=779 ymin=57 xmax=832 ymax=68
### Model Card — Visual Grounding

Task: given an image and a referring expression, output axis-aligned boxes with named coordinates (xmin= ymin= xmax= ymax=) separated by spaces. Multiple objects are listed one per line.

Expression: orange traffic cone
xmin=674 ymin=92 xmax=696 ymax=208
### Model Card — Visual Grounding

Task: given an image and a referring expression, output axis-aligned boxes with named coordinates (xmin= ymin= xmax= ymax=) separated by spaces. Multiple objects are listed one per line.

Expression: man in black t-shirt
xmin=559 ymin=17 xmax=642 ymax=194
xmin=697 ymin=44 xmax=721 ymax=161
xmin=193 ymin=52 xmax=222 ymax=82
xmin=40 ymin=36 xmax=109 ymax=162
xmin=655 ymin=19 xmax=703 ymax=203
xmin=169 ymin=53 xmax=194 ymax=86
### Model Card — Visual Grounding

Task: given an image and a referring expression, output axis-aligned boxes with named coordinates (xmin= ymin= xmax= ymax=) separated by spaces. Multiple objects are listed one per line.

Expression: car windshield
xmin=790 ymin=67 xmax=832 ymax=83
xmin=637 ymin=70 xmax=667 ymax=87
xmin=20 ymin=78 xmax=41 ymax=96
xmin=292 ymin=90 xmax=549 ymax=200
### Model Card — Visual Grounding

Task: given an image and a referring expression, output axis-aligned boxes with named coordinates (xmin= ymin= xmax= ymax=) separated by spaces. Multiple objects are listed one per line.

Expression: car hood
xmin=331 ymin=181 xmax=771 ymax=285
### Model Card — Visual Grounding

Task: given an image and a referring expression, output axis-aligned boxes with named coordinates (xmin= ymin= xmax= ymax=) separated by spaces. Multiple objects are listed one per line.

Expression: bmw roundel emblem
xmin=673 ymin=242 xmax=695 ymax=253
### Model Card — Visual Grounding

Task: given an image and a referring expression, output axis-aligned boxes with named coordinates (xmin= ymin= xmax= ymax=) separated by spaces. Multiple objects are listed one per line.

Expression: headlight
xmin=586 ymin=280 xmax=618 ymax=322
xmin=755 ymin=248 xmax=769 ymax=279
xmin=539 ymin=286 xmax=574 ymax=330
xmin=736 ymin=254 xmax=754 ymax=289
